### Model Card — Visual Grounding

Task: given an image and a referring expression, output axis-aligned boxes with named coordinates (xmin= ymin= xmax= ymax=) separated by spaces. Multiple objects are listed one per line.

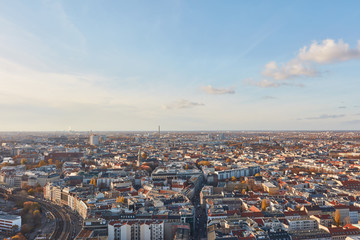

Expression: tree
xmin=199 ymin=161 xmax=210 ymax=166
xmin=11 ymin=233 xmax=26 ymax=240
xmin=334 ymin=209 xmax=341 ymax=227
xmin=11 ymin=224 xmax=19 ymax=234
xmin=141 ymin=152 xmax=148 ymax=160
xmin=27 ymin=188 xmax=34 ymax=195
xmin=20 ymin=159 xmax=27 ymax=165
xmin=38 ymin=160 xmax=46 ymax=167
xmin=48 ymin=159 xmax=54 ymax=165
xmin=20 ymin=224 xmax=32 ymax=235
xmin=33 ymin=210 xmax=40 ymax=216
xmin=226 ymin=158 xmax=231 ymax=163
xmin=261 ymin=199 xmax=267 ymax=211
xmin=55 ymin=160 xmax=63 ymax=169
xmin=90 ymin=177 xmax=97 ymax=186
xmin=231 ymin=176 xmax=237 ymax=182
xmin=116 ymin=196 xmax=125 ymax=204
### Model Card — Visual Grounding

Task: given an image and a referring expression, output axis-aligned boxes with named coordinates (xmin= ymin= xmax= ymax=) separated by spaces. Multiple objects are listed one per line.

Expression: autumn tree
xmin=27 ymin=188 xmax=34 ymax=195
xmin=11 ymin=233 xmax=26 ymax=240
xmin=231 ymin=176 xmax=237 ymax=182
xmin=38 ymin=160 xmax=46 ymax=167
xmin=20 ymin=159 xmax=27 ymax=165
xmin=141 ymin=152 xmax=148 ymax=160
xmin=261 ymin=199 xmax=267 ymax=211
xmin=20 ymin=224 xmax=31 ymax=235
xmin=116 ymin=196 xmax=125 ymax=204
xmin=334 ymin=209 xmax=341 ymax=227
xmin=48 ymin=159 xmax=54 ymax=165
xmin=198 ymin=161 xmax=210 ymax=166
xmin=55 ymin=160 xmax=63 ymax=169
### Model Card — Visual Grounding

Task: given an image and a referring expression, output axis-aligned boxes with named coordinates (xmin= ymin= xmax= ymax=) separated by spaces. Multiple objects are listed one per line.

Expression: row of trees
xmin=22 ymin=184 xmax=43 ymax=196
xmin=20 ymin=201 xmax=42 ymax=235
xmin=8 ymin=232 xmax=26 ymax=240
xmin=19 ymin=158 xmax=63 ymax=170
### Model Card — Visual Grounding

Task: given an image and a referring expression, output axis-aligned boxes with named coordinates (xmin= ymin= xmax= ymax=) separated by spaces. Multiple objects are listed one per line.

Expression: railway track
xmin=31 ymin=199 xmax=72 ymax=240
xmin=0 ymin=190 xmax=81 ymax=240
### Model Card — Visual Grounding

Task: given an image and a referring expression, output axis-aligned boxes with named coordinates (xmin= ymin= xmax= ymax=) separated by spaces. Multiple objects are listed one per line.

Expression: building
xmin=108 ymin=220 xmax=164 ymax=240
xmin=214 ymin=165 xmax=260 ymax=181
xmin=0 ymin=215 xmax=21 ymax=233
xmin=262 ymin=182 xmax=280 ymax=195
xmin=286 ymin=217 xmax=318 ymax=231
xmin=90 ymin=135 xmax=99 ymax=146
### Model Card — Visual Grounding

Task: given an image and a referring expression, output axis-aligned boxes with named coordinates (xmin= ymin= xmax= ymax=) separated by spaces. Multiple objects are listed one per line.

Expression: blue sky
xmin=0 ymin=0 xmax=360 ymax=131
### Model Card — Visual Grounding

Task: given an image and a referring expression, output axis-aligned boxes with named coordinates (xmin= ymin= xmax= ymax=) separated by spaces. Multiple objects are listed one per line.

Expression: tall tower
xmin=137 ymin=148 xmax=141 ymax=167
xmin=158 ymin=125 xmax=161 ymax=139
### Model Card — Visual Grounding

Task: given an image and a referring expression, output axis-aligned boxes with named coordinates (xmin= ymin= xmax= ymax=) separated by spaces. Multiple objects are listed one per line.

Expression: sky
xmin=0 ymin=0 xmax=360 ymax=131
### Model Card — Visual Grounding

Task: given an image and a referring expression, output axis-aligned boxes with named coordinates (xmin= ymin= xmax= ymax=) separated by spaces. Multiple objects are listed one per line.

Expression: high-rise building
xmin=90 ymin=134 xmax=99 ymax=146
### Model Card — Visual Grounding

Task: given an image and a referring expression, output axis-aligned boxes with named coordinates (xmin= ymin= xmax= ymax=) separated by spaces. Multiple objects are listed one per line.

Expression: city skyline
xmin=1 ymin=1 xmax=360 ymax=131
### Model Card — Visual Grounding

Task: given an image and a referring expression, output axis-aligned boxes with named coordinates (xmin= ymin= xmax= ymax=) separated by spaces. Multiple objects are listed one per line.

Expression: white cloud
xmin=305 ymin=114 xmax=345 ymax=120
xmin=262 ymin=60 xmax=318 ymax=80
xmin=298 ymin=39 xmax=360 ymax=63
xmin=162 ymin=99 xmax=204 ymax=110
xmin=248 ymin=39 xmax=360 ymax=87
xmin=262 ymin=96 xmax=277 ymax=100
xmin=244 ymin=78 xmax=304 ymax=88
xmin=200 ymin=85 xmax=235 ymax=95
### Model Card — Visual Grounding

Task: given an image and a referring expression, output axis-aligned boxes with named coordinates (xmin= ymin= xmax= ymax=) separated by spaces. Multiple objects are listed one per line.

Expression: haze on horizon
xmin=0 ymin=1 xmax=360 ymax=131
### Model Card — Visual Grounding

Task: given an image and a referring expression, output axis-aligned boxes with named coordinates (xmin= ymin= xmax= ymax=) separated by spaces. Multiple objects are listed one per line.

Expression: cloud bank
xmin=245 ymin=78 xmax=304 ymax=88
xmin=247 ymin=39 xmax=360 ymax=88
xmin=162 ymin=99 xmax=204 ymax=110
xmin=200 ymin=85 xmax=235 ymax=95
xmin=304 ymin=114 xmax=346 ymax=120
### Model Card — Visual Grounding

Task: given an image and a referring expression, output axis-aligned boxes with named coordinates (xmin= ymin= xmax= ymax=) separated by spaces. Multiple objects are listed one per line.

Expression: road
xmin=191 ymin=178 xmax=207 ymax=240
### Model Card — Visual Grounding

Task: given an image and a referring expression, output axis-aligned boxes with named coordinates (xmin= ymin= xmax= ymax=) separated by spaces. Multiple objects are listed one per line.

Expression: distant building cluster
xmin=0 ymin=131 xmax=360 ymax=239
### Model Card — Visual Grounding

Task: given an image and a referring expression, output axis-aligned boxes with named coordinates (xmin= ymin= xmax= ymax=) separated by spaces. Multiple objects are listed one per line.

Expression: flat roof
xmin=0 ymin=214 xmax=21 ymax=220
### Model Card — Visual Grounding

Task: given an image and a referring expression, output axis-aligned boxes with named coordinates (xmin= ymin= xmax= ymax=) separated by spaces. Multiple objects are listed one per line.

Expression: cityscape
xmin=1 ymin=1 xmax=360 ymax=240
xmin=0 ymin=131 xmax=360 ymax=239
